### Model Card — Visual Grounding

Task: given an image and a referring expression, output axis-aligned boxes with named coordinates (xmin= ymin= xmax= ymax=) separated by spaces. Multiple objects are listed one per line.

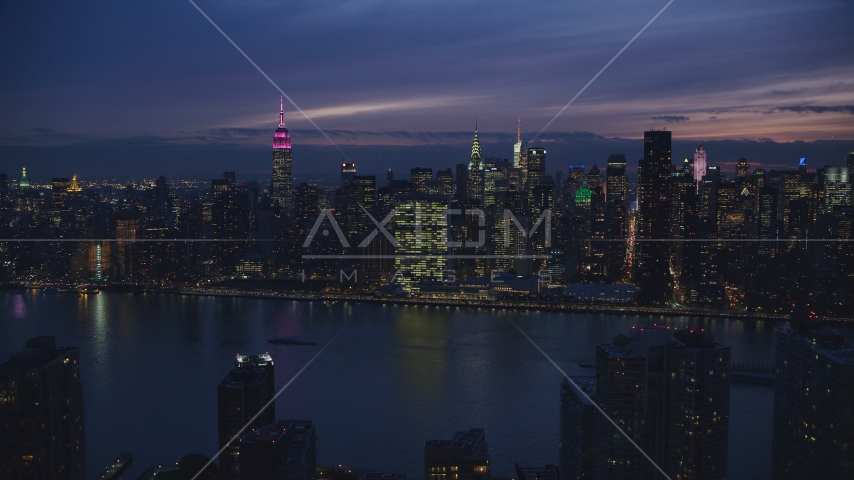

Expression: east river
xmin=4 ymin=291 xmax=841 ymax=480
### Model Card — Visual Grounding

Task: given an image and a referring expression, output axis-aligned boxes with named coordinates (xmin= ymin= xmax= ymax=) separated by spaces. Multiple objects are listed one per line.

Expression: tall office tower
xmin=115 ymin=211 xmax=139 ymax=278
xmin=508 ymin=168 xmax=523 ymax=192
xmin=223 ymin=170 xmax=236 ymax=185
xmin=436 ymin=168 xmax=455 ymax=197
xmin=605 ymin=155 xmax=628 ymax=279
xmin=153 ymin=175 xmax=170 ymax=225
xmin=564 ymin=163 xmax=586 ymax=203
xmin=736 ymin=158 xmax=750 ymax=178
xmin=217 ymin=353 xmax=275 ymax=477
xmin=393 ymin=194 xmax=448 ymax=292
xmin=513 ymin=116 xmax=522 ymax=168
xmin=239 ymin=420 xmax=316 ymax=480
xmin=455 ymin=164 xmax=469 ymax=200
xmin=211 ymin=173 xmax=247 ymax=257
xmin=0 ymin=173 xmax=8 ymax=203
xmin=52 ymin=178 xmax=71 ymax=210
xmin=483 ymin=166 xmax=506 ymax=208
xmin=849 ymin=152 xmax=854 ymax=205
xmin=526 ymin=147 xmax=546 ymax=190
xmin=410 ymin=167 xmax=433 ymax=194
xmin=346 ymin=175 xmax=378 ymax=242
xmin=606 ymin=155 xmax=628 ymax=208
xmin=468 ymin=128 xmax=484 ymax=203
xmin=673 ymin=329 xmax=731 ymax=480
xmin=424 ymin=428 xmax=491 ymax=480
xmin=821 ymin=167 xmax=851 ymax=213
xmin=341 ymin=163 xmax=357 ymax=188
xmin=772 ymin=320 xmax=854 ymax=480
xmin=693 ymin=145 xmax=707 ymax=190
xmin=636 ymin=130 xmax=673 ymax=304
xmin=0 ymin=336 xmax=86 ymax=480
xmin=294 ymin=182 xmax=321 ymax=233
xmin=554 ymin=169 xmax=564 ymax=199
xmin=798 ymin=157 xmax=807 ymax=175
xmin=387 ymin=169 xmax=395 ymax=187
xmin=272 ymin=96 xmax=293 ymax=212
xmin=559 ymin=377 xmax=597 ymax=479
xmin=19 ymin=167 xmax=30 ymax=188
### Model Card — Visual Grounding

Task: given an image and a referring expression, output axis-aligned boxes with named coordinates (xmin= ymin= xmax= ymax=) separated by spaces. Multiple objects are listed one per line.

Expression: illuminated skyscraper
xmin=736 ymin=158 xmax=750 ymax=178
xmin=693 ymin=145 xmax=706 ymax=190
xmin=393 ymin=194 xmax=448 ymax=292
xmin=526 ymin=147 xmax=546 ymax=191
xmin=821 ymin=167 xmax=850 ymax=213
xmin=115 ymin=211 xmax=138 ymax=278
xmin=272 ymin=96 xmax=293 ymax=212
xmin=467 ymin=127 xmax=484 ymax=203
xmin=436 ymin=168 xmax=454 ymax=197
xmin=19 ymin=168 xmax=30 ymax=189
xmin=636 ymin=130 xmax=673 ymax=303
xmin=410 ymin=167 xmax=433 ymax=194
xmin=513 ymin=116 xmax=522 ymax=168
xmin=341 ymin=163 xmax=356 ymax=188
xmin=605 ymin=155 xmax=628 ymax=279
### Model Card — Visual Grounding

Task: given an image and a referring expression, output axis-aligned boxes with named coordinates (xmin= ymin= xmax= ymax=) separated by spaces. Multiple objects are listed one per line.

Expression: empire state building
xmin=272 ymin=95 xmax=293 ymax=212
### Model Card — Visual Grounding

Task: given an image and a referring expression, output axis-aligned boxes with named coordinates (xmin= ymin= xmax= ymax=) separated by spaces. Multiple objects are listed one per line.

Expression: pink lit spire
xmin=279 ymin=95 xmax=284 ymax=127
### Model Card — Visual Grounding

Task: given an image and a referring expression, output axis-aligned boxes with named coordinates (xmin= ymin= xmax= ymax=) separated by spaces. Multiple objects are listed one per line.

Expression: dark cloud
xmin=774 ymin=105 xmax=854 ymax=114
xmin=650 ymin=115 xmax=689 ymax=123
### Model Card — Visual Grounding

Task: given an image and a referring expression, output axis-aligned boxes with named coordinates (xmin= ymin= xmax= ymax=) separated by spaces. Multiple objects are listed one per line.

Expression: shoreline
xmin=169 ymin=288 xmax=799 ymax=322
xmin=6 ymin=283 xmax=851 ymax=323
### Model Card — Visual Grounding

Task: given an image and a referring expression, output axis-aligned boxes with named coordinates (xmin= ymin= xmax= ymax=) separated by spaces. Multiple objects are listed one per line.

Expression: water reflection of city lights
xmin=12 ymin=294 xmax=27 ymax=318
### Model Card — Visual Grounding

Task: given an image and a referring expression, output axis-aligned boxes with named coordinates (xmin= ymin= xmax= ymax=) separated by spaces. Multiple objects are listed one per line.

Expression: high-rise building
xmin=693 ymin=145 xmax=706 ymax=190
xmin=513 ymin=117 xmax=522 ymax=168
xmin=605 ymin=155 xmax=628 ymax=280
xmin=436 ymin=168 xmax=455 ymax=197
xmin=673 ymin=329 xmax=731 ymax=480
xmin=239 ymin=420 xmax=316 ymax=480
xmin=636 ymin=130 xmax=673 ymax=304
xmin=455 ymin=164 xmax=469 ymax=201
xmin=483 ymin=166 xmax=506 ymax=208
xmin=821 ymin=167 xmax=850 ymax=213
xmin=272 ymin=96 xmax=293 ymax=212
xmin=736 ymin=158 xmax=750 ymax=178
xmin=559 ymin=377 xmax=597 ymax=480
xmin=387 ymin=169 xmax=395 ymax=187
xmin=526 ymin=147 xmax=546 ymax=191
xmin=772 ymin=319 xmax=854 ymax=480
xmin=0 ymin=336 xmax=86 ymax=480
xmin=19 ymin=168 xmax=30 ymax=189
xmin=218 ymin=353 xmax=275 ymax=477
xmin=425 ymin=428 xmax=491 ymax=480
xmin=52 ymin=178 xmax=71 ymax=210
xmin=393 ymin=194 xmax=448 ymax=292
xmin=115 ymin=211 xmax=139 ymax=279
xmin=341 ymin=163 xmax=357 ymax=188
xmin=410 ymin=167 xmax=433 ymax=194
xmin=562 ymin=326 xmax=730 ymax=480
xmin=0 ymin=173 xmax=8 ymax=204
xmin=467 ymin=128 xmax=484 ymax=203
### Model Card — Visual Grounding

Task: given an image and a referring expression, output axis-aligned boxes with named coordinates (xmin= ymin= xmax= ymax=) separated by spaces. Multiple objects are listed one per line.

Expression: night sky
xmin=1 ymin=0 xmax=852 ymax=182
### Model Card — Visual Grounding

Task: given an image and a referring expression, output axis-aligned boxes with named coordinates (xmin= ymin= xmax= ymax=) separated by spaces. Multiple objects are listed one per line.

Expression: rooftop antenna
xmin=279 ymin=95 xmax=284 ymax=126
